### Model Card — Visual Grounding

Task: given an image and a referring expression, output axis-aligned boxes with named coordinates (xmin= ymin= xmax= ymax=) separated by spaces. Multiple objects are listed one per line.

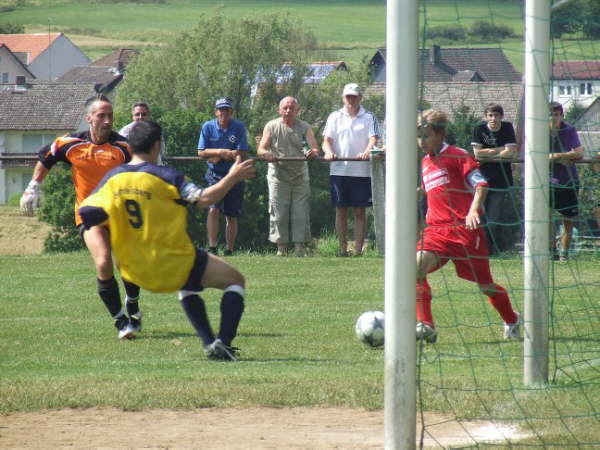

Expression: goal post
xmin=523 ymin=0 xmax=551 ymax=386
xmin=384 ymin=0 xmax=418 ymax=448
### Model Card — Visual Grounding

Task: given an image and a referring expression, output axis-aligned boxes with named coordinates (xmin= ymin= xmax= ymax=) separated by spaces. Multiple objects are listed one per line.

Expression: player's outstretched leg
xmin=415 ymin=250 xmax=441 ymax=343
xmin=480 ymin=283 xmax=520 ymax=340
xmin=84 ymin=226 xmax=131 ymax=339
xmin=199 ymin=253 xmax=246 ymax=361
xmin=97 ymin=277 xmax=131 ymax=339
xmin=179 ymin=290 xmax=215 ymax=347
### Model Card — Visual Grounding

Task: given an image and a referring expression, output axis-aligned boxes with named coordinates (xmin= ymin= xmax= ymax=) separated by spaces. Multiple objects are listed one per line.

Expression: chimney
xmin=430 ymin=45 xmax=441 ymax=65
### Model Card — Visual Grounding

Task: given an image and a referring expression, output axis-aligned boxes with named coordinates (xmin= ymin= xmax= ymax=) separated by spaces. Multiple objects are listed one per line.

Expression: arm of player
xmin=465 ymin=184 xmax=487 ymax=230
xmin=20 ymin=162 xmax=49 ymax=216
xmin=189 ymin=156 xmax=256 ymax=208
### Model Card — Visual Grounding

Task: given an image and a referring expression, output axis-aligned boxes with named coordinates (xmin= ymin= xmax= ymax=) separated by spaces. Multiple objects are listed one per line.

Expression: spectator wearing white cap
xmin=322 ymin=83 xmax=380 ymax=256
xmin=197 ymin=97 xmax=249 ymax=256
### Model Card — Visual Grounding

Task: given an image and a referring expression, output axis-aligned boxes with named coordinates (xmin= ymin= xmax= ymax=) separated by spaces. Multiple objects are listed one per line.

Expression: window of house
xmin=22 ymin=134 xmax=56 ymax=153
xmin=578 ymin=82 xmax=593 ymax=95
xmin=559 ymin=86 xmax=566 ymax=96
xmin=1 ymin=73 xmax=8 ymax=83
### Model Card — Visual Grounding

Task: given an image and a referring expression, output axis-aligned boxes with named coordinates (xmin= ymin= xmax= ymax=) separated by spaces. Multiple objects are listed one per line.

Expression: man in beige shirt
xmin=257 ymin=96 xmax=319 ymax=256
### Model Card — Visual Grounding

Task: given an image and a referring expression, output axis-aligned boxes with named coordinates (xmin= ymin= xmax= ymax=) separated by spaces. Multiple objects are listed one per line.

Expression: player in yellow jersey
xmin=20 ymin=96 xmax=143 ymax=340
xmin=79 ymin=120 xmax=256 ymax=360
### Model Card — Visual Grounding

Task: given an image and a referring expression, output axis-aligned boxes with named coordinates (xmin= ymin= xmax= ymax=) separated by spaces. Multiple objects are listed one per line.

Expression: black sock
xmin=180 ymin=295 xmax=215 ymax=347
xmin=122 ymin=280 xmax=140 ymax=317
xmin=123 ymin=280 xmax=140 ymax=300
xmin=218 ymin=291 xmax=244 ymax=346
xmin=97 ymin=277 xmax=123 ymax=318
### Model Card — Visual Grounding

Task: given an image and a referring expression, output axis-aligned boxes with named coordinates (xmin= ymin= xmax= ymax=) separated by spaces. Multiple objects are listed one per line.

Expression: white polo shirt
xmin=323 ymin=106 xmax=380 ymax=177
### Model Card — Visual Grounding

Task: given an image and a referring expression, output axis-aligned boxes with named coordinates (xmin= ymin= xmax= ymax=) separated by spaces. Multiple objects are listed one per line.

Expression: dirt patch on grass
xmin=0 ymin=408 xmax=529 ymax=448
xmin=0 ymin=206 xmax=51 ymax=255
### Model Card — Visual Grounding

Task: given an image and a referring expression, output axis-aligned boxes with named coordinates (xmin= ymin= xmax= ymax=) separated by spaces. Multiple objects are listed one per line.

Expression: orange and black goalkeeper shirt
xmin=38 ymin=131 xmax=131 ymax=225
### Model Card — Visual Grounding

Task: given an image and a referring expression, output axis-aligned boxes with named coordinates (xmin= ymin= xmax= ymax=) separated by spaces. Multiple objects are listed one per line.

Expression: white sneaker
xmin=115 ymin=316 xmax=134 ymax=340
xmin=416 ymin=322 xmax=437 ymax=343
xmin=128 ymin=311 xmax=143 ymax=334
xmin=504 ymin=313 xmax=521 ymax=340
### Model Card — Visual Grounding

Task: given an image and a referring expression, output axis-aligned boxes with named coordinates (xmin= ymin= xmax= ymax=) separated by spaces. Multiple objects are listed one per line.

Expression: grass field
xmin=2 ymin=241 xmax=600 ymax=445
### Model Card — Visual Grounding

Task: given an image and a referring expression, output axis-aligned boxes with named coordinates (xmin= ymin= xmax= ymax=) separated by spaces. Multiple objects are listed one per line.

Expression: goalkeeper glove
xmin=20 ymin=180 xmax=41 ymax=216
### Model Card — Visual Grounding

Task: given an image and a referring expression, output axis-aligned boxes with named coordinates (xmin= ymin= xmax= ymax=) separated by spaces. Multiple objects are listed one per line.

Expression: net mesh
xmin=415 ymin=1 xmax=600 ymax=447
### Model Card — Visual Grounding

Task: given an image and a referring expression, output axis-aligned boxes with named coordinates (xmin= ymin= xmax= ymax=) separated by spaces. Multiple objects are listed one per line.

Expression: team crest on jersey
xmin=228 ymin=135 xmax=237 ymax=144
xmin=423 ymin=168 xmax=449 ymax=192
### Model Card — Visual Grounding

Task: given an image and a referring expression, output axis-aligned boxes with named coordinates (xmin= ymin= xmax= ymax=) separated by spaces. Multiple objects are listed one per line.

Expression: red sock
xmin=486 ymin=284 xmax=517 ymax=324
xmin=416 ymin=279 xmax=434 ymax=326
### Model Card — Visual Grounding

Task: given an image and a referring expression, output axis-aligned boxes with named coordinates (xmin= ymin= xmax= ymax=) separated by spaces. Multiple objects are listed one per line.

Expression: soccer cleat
xmin=504 ymin=313 xmax=521 ymax=340
xmin=128 ymin=311 xmax=143 ymax=334
xmin=204 ymin=338 xmax=238 ymax=361
xmin=115 ymin=316 xmax=133 ymax=340
xmin=416 ymin=322 xmax=437 ymax=343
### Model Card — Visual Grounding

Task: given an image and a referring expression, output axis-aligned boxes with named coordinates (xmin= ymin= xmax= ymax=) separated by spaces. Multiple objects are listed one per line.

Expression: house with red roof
xmin=552 ymin=60 xmax=600 ymax=109
xmin=0 ymin=44 xmax=35 ymax=84
xmin=0 ymin=33 xmax=90 ymax=80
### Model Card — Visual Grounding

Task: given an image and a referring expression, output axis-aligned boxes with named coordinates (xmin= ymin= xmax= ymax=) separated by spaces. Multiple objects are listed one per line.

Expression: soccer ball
xmin=355 ymin=310 xmax=385 ymax=347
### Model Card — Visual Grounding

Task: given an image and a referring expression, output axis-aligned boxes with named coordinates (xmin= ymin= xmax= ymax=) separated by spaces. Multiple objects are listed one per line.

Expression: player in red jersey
xmin=415 ymin=109 xmax=520 ymax=343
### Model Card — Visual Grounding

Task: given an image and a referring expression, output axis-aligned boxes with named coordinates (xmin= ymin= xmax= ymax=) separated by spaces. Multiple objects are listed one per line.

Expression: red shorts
xmin=417 ymin=225 xmax=493 ymax=284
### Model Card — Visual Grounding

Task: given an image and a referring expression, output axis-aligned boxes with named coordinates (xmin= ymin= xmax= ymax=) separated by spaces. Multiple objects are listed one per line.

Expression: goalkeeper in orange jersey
xmin=19 ymin=96 xmax=144 ymax=340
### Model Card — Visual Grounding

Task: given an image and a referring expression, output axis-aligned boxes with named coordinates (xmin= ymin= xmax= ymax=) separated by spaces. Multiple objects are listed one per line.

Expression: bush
xmin=426 ymin=24 xmax=467 ymax=42
xmin=37 ymin=165 xmax=84 ymax=253
xmin=468 ymin=21 xmax=515 ymax=41
xmin=0 ymin=23 xmax=25 ymax=33
xmin=7 ymin=193 xmax=21 ymax=207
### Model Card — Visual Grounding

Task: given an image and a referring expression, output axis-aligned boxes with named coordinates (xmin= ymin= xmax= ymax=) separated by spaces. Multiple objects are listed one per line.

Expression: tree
xmin=551 ymin=0 xmax=584 ymax=38
xmin=446 ymin=103 xmax=480 ymax=150
xmin=565 ymin=101 xmax=586 ymax=124
xmin=114 ymin=12 xmax=369 ymax=251
xmin=581 ymin=0 xmax=600 ymax=39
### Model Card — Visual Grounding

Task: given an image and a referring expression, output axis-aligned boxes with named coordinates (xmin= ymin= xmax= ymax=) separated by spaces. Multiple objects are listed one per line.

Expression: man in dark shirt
xmin=548 ymin=101 xmax=583 ymax=261
xmin=471 ymin=103 xmax=518 ymax=255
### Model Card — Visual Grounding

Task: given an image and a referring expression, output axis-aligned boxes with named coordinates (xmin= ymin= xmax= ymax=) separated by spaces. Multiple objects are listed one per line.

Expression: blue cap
xmin=215 ymin=97 xmax=233 ymax=109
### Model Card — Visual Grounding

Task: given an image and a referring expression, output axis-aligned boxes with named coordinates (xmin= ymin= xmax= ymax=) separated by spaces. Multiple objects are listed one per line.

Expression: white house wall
xmin=28 ymin=35 xmax=90 ymax=80
xmin=0 ymin=130 xmax=64 ymax=204
xmin=0 ymin=47 xmax=32 ymax=83
xmin=552 ymin=81 xmax=599 ymax=110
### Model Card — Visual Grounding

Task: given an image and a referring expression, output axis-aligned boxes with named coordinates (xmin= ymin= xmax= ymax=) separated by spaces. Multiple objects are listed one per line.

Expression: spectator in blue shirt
xmin=198 ymin=98 xmax=249 ymax=255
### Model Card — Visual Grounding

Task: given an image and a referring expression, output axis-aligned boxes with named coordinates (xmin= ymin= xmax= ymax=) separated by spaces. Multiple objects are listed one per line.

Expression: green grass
xmin=2 ymin=248 xmax=600 ymax=445
xmin=2 ymin=0 xmax=599 ymax=75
